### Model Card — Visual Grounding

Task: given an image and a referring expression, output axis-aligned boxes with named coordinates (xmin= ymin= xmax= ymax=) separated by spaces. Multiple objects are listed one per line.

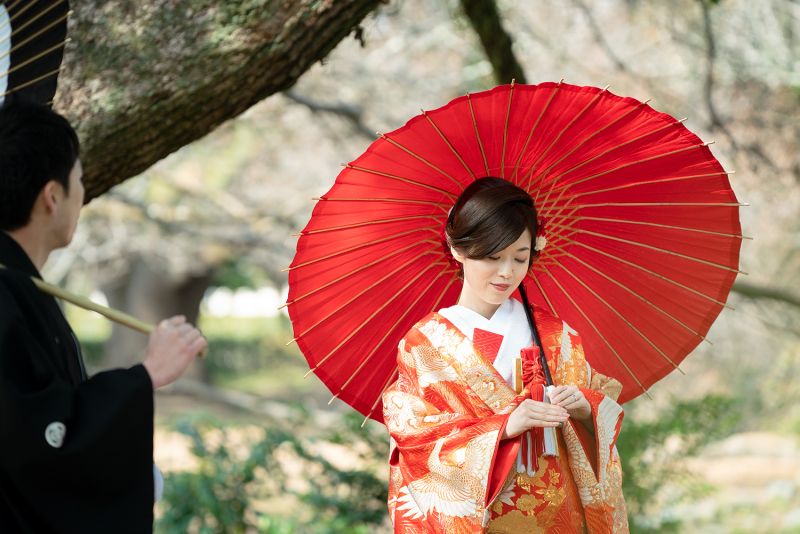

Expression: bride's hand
xmin=502 ymin=399 xmax=569 ymax=439
xmin=549 ymin=385 xmax=592 ymax=422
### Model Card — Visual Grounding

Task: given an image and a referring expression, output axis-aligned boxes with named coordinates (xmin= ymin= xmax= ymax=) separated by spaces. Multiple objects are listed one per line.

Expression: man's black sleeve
xmin=0 ymin=298 xmax=155 ymax=533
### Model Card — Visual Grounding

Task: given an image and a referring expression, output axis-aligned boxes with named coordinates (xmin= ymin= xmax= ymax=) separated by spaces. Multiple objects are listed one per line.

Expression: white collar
xmin=438 ymin=298 xmax=532 ymax=387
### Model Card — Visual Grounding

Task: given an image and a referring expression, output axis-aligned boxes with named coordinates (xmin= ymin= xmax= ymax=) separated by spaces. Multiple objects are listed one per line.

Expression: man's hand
xmin=502 ymin=399 xmax=569 ymax=439
xmin=141 ymin=316 xmax=207 ymax=390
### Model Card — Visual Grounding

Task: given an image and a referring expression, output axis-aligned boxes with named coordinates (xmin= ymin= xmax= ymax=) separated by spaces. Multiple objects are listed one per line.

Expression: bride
xmin=382 ymin=177 xmax=628 ymax=533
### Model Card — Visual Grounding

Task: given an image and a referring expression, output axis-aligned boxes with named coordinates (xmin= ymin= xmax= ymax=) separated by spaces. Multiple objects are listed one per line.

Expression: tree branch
xmin=571 ymin=0 xmax=628 ymax=73
xmin=57 ymin=0 xmax=384 ymax=202
xmin=160 ymin=377 xmax=344 ymax=427
xmin=697 ymin=0 xmax=739 ymax=150
xmin=283 ymin=90 xmax=377 ymax=140
xmin=459 ymin=0 xmax=527 ymax=84
xmin=731 ymin=281 xmax=800 ymax=308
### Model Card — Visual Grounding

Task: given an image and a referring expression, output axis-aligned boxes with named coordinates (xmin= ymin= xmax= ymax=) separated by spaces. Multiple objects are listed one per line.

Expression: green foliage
xmin=211 ymin=260 xmax=265 ymax=291
xmin=155 ymin=386 xmax=740 ymax=533
xmin=617 ymin=394 xmax=741 ymax=533
xmin=155 ymin=412 xmax=389 ymax=534
xmin=292 ymin=413 xmax=389 ymax=530
xmin=156 ymin=415 xmax=292 ymax=534
xmin=78 ymin=339 xmax=106 ymax=366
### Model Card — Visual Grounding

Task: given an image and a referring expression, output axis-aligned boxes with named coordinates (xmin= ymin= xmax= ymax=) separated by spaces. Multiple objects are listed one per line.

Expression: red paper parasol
xmin=285 ymin=81 xmax=745 ymax=422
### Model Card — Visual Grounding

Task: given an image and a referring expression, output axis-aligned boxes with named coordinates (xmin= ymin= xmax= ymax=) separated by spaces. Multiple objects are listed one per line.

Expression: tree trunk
xmin=459 ymin=0 xmax=527 ymax=85
xmin=101 ymin=259 xmax=213 ymax=381
xmin=55 ymin=0 xmax=382 ymax=201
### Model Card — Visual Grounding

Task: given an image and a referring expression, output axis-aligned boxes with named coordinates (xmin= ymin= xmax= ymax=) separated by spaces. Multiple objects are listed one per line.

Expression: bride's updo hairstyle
xmin=445 ymin=177 xmax=539 ymax=267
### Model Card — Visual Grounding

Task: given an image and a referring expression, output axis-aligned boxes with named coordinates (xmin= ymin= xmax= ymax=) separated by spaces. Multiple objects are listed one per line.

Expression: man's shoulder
xmin=0 ymin=269 xmax=34 ymax=322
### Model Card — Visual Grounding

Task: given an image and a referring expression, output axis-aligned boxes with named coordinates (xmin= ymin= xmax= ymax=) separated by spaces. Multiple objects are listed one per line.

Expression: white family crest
xmin=45 ymin=422 xmax=66 ymax=448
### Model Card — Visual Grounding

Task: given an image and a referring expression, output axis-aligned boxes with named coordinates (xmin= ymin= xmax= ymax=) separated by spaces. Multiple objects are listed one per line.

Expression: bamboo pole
xmin=0 ymin=263 xmax=207 ymax=358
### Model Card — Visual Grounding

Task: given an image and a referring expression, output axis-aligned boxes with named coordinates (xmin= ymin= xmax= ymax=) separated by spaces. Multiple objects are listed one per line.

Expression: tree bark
xmin=55 ymin=0 xmax=382 ymax=201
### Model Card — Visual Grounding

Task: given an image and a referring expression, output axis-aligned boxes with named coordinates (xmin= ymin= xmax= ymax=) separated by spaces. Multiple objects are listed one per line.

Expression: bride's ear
xmin=450 ymin=246 xmax=465 ymax=264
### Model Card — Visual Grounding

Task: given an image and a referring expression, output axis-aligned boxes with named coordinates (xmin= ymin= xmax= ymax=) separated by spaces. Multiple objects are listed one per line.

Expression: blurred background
xmin=48 ymin=0 xmax=800 ymax=532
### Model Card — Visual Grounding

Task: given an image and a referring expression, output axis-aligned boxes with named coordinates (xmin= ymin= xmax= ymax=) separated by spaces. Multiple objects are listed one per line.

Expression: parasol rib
xmin=361 ymin=368 xmax=399 ymax=427
xmin=313 ymin=197 xmax=451 ymax=208
xmin=0 ymin=66 xmax=61 ymax=98
xmin=543 ymin=200 xmax=746 ymax=238
xmin=430 ymin=273 xmax=459 ymax=313
xmin=511 ymin=79 xmax=562 ymax=185
xmin=332 ymin=269 xmax=449 ymax=397
xmin=528 ymin=272 xmax=558 ymax=317
xmin=539 ymin=264 xmax=651 ymax=398
xmin=525 ymin=85 xmax=609 ymax=195
xmin=0 ymin=1 xmax=26 ymax=18
xmin=500 ymin=81 xmax=514 ymax=179
xmin=567 ymin=202 xmax=746 ymax=208
xmin=422 ymin=111 xmax=476 ymax=181
xmin=560 ymin=216 xmax=752 ymax=240
xmin=550 ymin=256 xmax=685 ymax=372
xmin=548 ymin=241 xmax=712 ymax=345
xmin=528 ymin=98 xmax=649 ymax=193
xmin=567 ymin=238 xmax=735 ymax=310
xmin=534 ymin=118 xmax=690 ymax=200
xmin=379 ymin=134 xmax=464 ymax=191
xmin=542 ymin=143 xmax=714 ymax=201
xmin=0 ymin=10 xmax=71 ymax=61
xmin=540 ymin=126 xmax=698 ymax=216
xmin=283 ymin=226 xmax=438 ymax=272
xmin=292 ymin=214 xmax=438 ymax=237
xmin=0 ymin=0 xmax=65 ymax=44
xmin=304 ymin=262 xmax=448 ymax=374
xmin=564 ymin=172 xmax=735 ymax=200
xmin=466 ymin=91 xmax=490 ymax=176
xmin=0 ymin=39 xmax=67 ymax=78
xmin=345 ymin=164 xmax=458 ymax=199
xmin=550 ymin=222 xmax=745 ymax=273
xmin=290 ymin=250 xmax=442 ymax=346
xmin=0 ymin=0 xmax=35 ymax=31
xmin=282 ymin=238 xmax=438 ymax=309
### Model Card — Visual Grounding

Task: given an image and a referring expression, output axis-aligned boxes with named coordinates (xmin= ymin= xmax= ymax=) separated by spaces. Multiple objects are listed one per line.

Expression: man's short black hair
xmin=0 ymin=103 xmax=80 ymax=231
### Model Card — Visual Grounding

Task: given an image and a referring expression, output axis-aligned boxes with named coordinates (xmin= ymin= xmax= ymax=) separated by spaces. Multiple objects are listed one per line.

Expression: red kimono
xmin=383 ymin=302 xmax=628 ymax=533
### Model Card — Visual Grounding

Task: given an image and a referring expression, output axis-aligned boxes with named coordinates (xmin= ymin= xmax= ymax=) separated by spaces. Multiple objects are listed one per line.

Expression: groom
xmin=0 ymin=102 xmax=207 ymax=533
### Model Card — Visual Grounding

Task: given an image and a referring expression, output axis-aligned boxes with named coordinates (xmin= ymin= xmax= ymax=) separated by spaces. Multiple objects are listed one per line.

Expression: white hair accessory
xmin=535 ymin=235 xmax=547 ymax=252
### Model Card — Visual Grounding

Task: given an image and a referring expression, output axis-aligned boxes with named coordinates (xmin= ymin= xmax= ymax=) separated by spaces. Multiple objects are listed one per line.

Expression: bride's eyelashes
xmin=486 ymin=256 xmax=527 ymax=263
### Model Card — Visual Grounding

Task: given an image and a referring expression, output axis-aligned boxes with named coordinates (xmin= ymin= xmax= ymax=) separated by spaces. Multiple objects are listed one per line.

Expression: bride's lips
xmin=491 ymin=283 xmax=510 ymax=292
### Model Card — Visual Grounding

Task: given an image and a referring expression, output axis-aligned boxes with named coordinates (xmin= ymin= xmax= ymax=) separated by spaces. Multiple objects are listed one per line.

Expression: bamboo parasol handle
xmin=0 ymin=263 xmax=207 ymax=358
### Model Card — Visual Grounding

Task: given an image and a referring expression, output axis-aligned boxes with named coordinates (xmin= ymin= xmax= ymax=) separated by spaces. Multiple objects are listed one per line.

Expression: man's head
xmin=0 ymin=103 xmax=84 ymax=249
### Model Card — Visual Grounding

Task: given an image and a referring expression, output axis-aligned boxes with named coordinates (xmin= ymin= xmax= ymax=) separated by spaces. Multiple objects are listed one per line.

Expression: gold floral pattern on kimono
xmin=383 ymin=305 xmax=629 ymax=534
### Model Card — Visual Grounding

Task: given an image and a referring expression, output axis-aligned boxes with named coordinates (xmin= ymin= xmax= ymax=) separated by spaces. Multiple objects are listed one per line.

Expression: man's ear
xmin=450 ymin=245 xmax=465 ymax=264
xmin=40 ymin=180 xmax=61 ymax=215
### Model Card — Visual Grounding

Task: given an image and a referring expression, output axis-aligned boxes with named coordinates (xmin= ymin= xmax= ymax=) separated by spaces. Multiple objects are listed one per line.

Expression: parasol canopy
xmin=1 ymin=0 xmax=70 ymax=107
xmin=286 ymin=81 xmax=745 ymax=422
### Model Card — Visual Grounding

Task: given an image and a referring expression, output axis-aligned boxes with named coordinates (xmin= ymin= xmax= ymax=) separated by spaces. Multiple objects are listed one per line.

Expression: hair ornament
xmin=440 ymin=206 xmax=461 ymax=270
xmin=535 ymin=218 xmax=547 ymax=252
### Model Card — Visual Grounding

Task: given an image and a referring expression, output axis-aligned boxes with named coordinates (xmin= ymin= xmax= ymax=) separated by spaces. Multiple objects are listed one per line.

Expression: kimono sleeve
xmin=383 ymin=327 xmax=519 ymax=531
xmin=0 ymin=307 xmax=155 ymax=533
xmin=561 ymin=328 xmax=628 ymax=532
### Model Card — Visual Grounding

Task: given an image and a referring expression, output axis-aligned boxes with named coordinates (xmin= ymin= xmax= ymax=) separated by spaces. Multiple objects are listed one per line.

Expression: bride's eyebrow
xmin=517 ymin=247 xmax=530 ymax=252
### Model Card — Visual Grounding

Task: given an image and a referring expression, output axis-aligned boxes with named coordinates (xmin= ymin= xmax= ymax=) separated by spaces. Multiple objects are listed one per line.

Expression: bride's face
xmin=452 ymin=229 xmax=532 ymax=313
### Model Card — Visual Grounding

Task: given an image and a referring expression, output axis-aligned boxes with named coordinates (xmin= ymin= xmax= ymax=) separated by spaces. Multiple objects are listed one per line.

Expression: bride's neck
xmin=456 ymin=287 xmax=503 ymax=320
